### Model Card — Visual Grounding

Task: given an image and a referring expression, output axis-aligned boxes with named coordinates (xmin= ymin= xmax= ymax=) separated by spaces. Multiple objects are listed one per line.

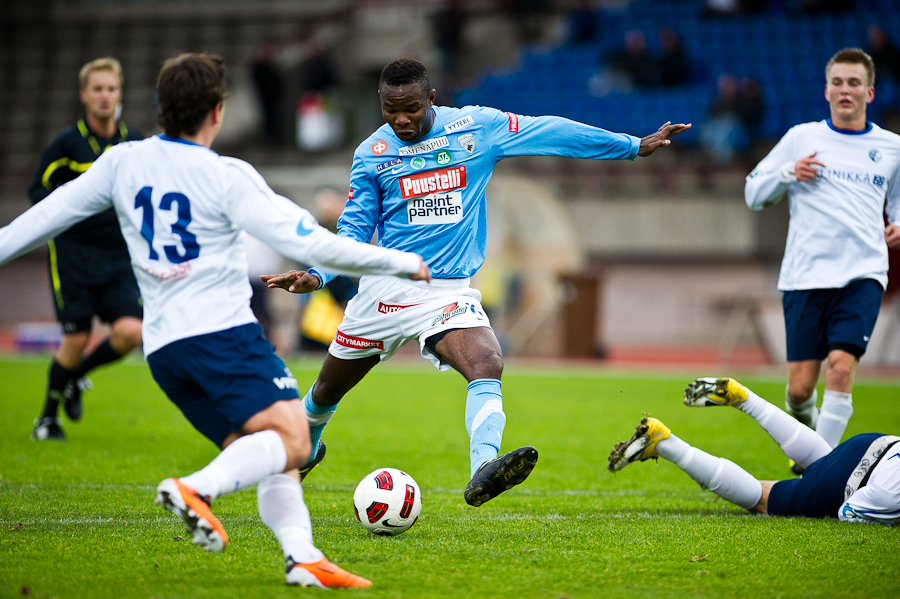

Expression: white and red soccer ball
xmin=352 ymin=468 xmax=422 ymax=536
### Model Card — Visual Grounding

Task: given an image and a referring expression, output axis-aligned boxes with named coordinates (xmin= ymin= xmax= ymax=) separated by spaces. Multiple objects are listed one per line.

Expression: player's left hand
xmin=638 ymin=121 xmax=692 ymax=157
xmin=886 ymin=223 xmax=900 ymax=249
xmin=260 ymin=270 xmax=321 ymax=294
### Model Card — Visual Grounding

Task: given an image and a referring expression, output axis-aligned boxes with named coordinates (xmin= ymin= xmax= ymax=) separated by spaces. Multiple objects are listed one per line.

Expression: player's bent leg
xmin=299 ymin=354 xmax=379 ymax=478
xmin=242 ymin=398 xmax=312 ymax=470
xmin=609 ymin=416 xmax=763 ymax=511
xmin=109 ymin=315 xmax=142 ymax=355
xmin=685 ymin=378 xmax=832 ymax=469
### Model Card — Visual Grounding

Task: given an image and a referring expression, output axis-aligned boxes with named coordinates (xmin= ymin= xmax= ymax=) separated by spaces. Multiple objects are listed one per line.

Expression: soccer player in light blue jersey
xmin=745 ymin=49 xmax=900 ymax=470
xmin=263 ymin=58 xmax=690 ymax=507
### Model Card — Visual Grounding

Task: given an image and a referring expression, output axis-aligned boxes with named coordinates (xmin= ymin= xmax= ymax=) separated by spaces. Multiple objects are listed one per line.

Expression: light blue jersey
xmin=313 ymin=105 xmax=639 ymax=283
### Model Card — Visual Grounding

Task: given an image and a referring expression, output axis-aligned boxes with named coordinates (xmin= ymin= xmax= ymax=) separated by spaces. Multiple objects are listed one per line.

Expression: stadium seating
xmin=456 ymin=0 xmax=900 ymax=143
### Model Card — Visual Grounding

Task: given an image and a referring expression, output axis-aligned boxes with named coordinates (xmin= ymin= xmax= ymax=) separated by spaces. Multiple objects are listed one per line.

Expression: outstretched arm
xmin=261 ymin=260 xmax=430 ymax=294
xmin=637 ymin=121 xmax=692 ymax=157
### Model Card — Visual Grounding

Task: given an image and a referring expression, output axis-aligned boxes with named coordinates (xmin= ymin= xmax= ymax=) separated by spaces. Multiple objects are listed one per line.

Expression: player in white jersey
xmin=610 ymin=377 xmax=900 ymax=525
xmin=0 ymin=53 xmax=429 ymax=589
xmin=262 ymin=58 xmax=689 ymax=508
xmin=744 ymin=48 xmax=900 ymax=467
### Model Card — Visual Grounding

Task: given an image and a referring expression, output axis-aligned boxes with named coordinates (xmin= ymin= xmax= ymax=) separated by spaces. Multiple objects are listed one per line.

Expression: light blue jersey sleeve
xmin=479 ymin=107 xmax=640 ymax=162
xmin=309 ymin=152 xmax=379 ymax=288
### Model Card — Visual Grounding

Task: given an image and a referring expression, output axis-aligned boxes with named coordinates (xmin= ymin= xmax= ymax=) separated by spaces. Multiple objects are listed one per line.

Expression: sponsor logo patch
xmin=348 ymin=188 xmax=354 ymax=200
xmin=444 ymin=115 xmax=474 ymax=133
xmin=376 ymin=158 xmax=403 ymax=173
xmin=411 ymin=156 xmax=426 ymax=169
xmin=377 ymin=301 xmax=424 ymax=314
xmin=399 ymin=165 xmax=467 ymax=200
xmin=506 ymin=112 xmax=519 ymax=133
xmin=400 ymin=165 xmax=467 ymax=225
xmin=372 ymin=140 xmax=389 ymax=155
xmin=870 ymin=148 xmax=882 ymax=162
xmin=335 ymin=330 xmax=384 ymax=350
xmin=432 ymin=301 xmax=468 ymax=326
xmin=436 ymin=150 xmax=451 ymax=165
xmin=459 ymin=133 xmax=475 ymax=154
xmin=399 ymin=136 xmax=449 ymax=156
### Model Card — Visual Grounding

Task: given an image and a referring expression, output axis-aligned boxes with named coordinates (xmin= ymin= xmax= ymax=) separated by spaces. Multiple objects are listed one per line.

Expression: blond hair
xmin=825 ymin=48 xmax=875 ymax=87
xmin=79 ymin=57 xmax=123 ymax=90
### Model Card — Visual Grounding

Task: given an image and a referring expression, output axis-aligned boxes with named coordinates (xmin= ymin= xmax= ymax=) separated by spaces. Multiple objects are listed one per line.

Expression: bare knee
xmin=468 ymin=348 xmax=503 ymax=381
xmin=787 ymin=381 xmax=816 ymax=403
xmin=825 ymin=355 xmax=856 ymax=392
xmin=110 ymin=317 xmax=142 ymax=354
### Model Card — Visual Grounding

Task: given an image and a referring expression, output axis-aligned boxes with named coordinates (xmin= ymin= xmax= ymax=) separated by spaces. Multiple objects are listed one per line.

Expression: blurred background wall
xmin=2 ymin=0 xmax=899 ymax=366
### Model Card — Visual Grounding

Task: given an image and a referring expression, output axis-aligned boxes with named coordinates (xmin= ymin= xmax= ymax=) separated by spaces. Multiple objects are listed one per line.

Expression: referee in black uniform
xmin=29 ymin=57 xmax=144 ymax=441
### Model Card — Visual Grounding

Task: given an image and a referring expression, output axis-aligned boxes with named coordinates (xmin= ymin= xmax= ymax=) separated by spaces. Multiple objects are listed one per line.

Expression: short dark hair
xmin=379 ymin=58 xmax=430 ymax=94
xmin=826 ymin=48 xmax=875 ymax=87
xmin=157 ymin=53 xmax=227 ymax=137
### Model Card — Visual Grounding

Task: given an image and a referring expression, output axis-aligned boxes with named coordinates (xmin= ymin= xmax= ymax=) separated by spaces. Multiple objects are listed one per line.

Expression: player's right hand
xmin=260 ymin=270 xmax=321 ymax=294
xmin=794 ymin=152 xmax=825 ymax=182
xmin=409 ymin=257 xmax=431 ymax=283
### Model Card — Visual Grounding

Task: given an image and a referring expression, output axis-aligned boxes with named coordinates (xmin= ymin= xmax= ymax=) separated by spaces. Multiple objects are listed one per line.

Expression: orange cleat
xmin=285 ymin=557 xmax=373 ymax=588
xmin=155 ymin=478 xmax=228 ymax=552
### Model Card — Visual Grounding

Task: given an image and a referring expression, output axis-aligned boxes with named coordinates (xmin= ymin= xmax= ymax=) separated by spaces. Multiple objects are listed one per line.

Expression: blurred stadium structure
xmin=1 ymin=0 xmax=899 ymax=366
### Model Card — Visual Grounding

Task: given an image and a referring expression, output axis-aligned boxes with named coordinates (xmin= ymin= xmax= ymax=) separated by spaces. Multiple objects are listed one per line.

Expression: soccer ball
xmin=352 ymin=468 xmax=422 ymax=536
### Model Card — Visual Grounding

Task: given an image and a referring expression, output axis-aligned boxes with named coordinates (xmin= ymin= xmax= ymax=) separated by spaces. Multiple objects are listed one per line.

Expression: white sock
xmin=257 ymin=473 xmax=324 ymax=564
xmin=817 ymin=390 xmax=853 ymax=448
xmin=180 ymin=430 xmax=288 ymax=501
xmin=656 ymin=434 xmax=761 ymax=510
xmin=738 ymin=386 xmax=831 ymax=467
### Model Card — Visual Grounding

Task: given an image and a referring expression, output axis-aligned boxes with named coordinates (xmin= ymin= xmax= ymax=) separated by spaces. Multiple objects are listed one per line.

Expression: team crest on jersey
xmin=372 ymin=140 xmax=389 ymax=155
xmin=376 ymin=158 xmax=403 ymax=173
xmin=869 ymin=148 xmax=882 ymax=162
xmin=444 ymin=115 xmax=474 ymax=134
xmin=459 ymin=133 xmax=475 ymax=154
xmin=411 ymin=156 xmax=426 ymax=169
xmin=399 ymin=136 xmax=449 ymax=156
xmin=431 ymin=301 xmax=468 ymax=325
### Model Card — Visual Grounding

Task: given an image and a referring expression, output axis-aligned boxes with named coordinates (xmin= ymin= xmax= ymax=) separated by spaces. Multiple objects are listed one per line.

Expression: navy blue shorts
xmin=768 ymin=433 xmax=883 ymax=519
xmin=146 ymin=323 xmax=301 ymax=447
xmin=782 ymin=278 xmax=883 ymax=361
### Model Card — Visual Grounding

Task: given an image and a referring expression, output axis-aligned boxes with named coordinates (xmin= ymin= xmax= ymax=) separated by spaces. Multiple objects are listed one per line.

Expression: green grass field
xmin=1 ymin=356 xmax=899 ymax=599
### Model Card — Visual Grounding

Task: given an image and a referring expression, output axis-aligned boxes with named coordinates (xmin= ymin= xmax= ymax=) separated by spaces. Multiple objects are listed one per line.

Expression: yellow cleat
xmin=608 ymin=417 xmax=671 ymax=472
xmin=683 ymin=377 xmax=747 ymax=408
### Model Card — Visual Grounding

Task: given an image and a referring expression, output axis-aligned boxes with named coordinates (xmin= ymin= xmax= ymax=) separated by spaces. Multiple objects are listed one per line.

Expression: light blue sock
xmin=465 ymin=379 xmax=506 ymax=477
xmin=303 ymin=382 xmax=338 ymax=466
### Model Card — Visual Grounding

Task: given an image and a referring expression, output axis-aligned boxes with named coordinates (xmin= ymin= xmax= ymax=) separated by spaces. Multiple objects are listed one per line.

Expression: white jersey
xmin=744 ymin=120 xmax=900 ymax=291
xmin=0 ymin=135 xmax=421 ymax=354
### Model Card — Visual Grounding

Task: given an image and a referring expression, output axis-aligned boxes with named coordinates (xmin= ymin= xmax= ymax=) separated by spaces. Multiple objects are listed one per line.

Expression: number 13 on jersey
xmin=134 ymin=186 xmax=200 ymax=264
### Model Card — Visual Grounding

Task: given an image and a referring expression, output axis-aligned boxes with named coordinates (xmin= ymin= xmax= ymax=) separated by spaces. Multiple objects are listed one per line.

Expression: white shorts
xmin=328 ymin=275 xmax=492 ymax=371
xmin=840 ymin=442 xmax=900 ymax=525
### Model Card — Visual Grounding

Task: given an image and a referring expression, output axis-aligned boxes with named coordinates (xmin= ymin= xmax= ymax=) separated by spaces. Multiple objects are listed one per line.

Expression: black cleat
xmin=464 ymin=446 xmax=538 ymax=507
xmin=299 ymin=440 xmax=326 ymax=482
xmin=31 ymin=417 xmax=66 ymax=441
xmin=788 ymin=459 xmax=805 ymax=476
xmin=62 ymin=377 xmax=91 ymax=422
